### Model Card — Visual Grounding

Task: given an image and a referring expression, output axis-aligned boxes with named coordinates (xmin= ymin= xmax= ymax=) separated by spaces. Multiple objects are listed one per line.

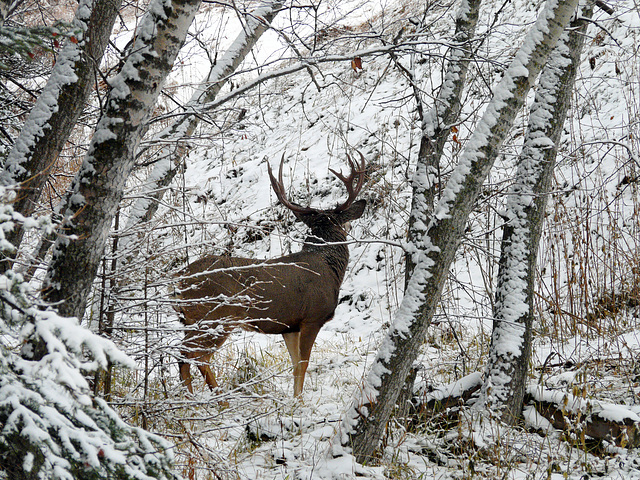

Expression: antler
xmin=329 ymin=151 xmax=366 ymax=212
xmin=268 ymin=151 xmax=366 ymax=214
xmin=267 ymin=153 xmax=317 ymax=214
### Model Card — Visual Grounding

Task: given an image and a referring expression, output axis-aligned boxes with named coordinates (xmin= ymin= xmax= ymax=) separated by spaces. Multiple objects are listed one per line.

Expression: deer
xmin=173 ymin=153 xmax=366 ymax=397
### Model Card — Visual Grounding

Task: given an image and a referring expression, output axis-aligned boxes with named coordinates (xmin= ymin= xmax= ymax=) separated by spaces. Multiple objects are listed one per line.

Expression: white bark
xmin=339 ymin=0 xmax=580 ymax=463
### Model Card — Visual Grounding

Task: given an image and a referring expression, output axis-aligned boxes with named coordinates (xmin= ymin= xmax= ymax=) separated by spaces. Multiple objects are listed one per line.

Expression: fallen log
xmin=409 ymin=373 xmax=640 ymax=448
xmin=525 ymin=385 xmax=640 ymax=448
xmin=408 ymin=372 xmax=482 ymax=427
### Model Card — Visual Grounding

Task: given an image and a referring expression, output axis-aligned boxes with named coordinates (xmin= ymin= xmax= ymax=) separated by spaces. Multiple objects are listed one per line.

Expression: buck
xmin=174 ymin=153 xmax=366 ymax=396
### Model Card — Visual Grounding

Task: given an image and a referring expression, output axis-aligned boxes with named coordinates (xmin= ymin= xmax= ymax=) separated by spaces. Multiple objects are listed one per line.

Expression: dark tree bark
xmin=339 ymin=0 xmax=580 ymax=463
xmin=42 ymin=0 xmax=202 ymax=320
xmin=0 ymin=0 xmax=122 ymax=268
xmin=481 ymin=4 xmax=593 ymax=423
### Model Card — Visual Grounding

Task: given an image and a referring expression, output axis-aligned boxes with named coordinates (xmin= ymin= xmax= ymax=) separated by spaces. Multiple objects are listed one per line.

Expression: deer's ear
xmin=340 ymin=199 xmax=366 ymax=222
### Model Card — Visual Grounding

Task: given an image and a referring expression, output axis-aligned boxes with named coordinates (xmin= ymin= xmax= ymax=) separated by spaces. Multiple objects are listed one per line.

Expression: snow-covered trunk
xmin=405 ymin=0 xmax=481 ymax=283
xmin=480 ymin=5 xmax=592 ymax=423
xmin=339 ymin=0 xmax=580 ymax=463
xmin=398 ymin=0 xmax=480 ymax=427
xmin=41 ymin=0 xmax=202 ymax=321
xmin=119 ymin=0 xmax=283 ymax=260
xmin=0 ymin=0 xmax=122 ymax=267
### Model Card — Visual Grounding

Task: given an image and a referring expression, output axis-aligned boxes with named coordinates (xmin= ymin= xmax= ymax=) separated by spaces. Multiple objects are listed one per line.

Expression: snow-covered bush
xmin=0 ymin=191 xmax=176 ymax=480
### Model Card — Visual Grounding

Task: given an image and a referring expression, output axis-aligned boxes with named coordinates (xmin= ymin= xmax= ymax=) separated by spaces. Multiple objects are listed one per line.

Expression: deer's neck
xmin=302 ymin=227 xmax=350 ymax=284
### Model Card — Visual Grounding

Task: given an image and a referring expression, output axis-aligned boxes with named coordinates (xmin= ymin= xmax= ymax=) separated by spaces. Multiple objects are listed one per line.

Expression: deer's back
xmin=175 ymin=254 xmax=341 ymax=334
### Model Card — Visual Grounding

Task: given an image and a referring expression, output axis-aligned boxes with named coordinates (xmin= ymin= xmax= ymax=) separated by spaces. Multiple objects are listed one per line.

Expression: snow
xmin=523 ymin=404 xmax=554 ymax=431
xmin=3 ymin=0 xmax=640 ymax=478
xmin=127 ymin=0 xmax=638 ymax=471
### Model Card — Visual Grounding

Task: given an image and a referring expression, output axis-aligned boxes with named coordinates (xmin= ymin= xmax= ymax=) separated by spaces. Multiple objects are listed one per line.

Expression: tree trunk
xmin=0 ymin=0 xmax=122 ymax=268
xmin=397 ymin=0 xmax=481 ymax=428
xmin=339 ymin=0 xmax=580 ymax=463
xmin=481 ymin=4 xmax=593 ymax=423
xmin=42 ymin=0 xmax=202 ymax=320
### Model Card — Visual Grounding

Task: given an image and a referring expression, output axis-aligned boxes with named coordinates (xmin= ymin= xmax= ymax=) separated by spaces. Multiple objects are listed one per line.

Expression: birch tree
xmin=339 ymin=0 xmax=580 ymax=463
xmin=480 ymin=4 xmax=593 ymax=423
xmin=0 ymin=0 xmax=121 ymax=270
xmin=393 ymin=0 xmax=482 ymax=409
xmin=42 ymin=0 xmax=202 ymax=320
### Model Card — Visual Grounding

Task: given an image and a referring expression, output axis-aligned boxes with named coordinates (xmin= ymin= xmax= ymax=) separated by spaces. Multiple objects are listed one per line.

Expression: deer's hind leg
xmin=180 ymin=322 xmax=232 ymax=392
xmin=179 ymin=353 xmax=220 ymax=393
xmin=282 ymin=332 xmax=302 ymax=396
